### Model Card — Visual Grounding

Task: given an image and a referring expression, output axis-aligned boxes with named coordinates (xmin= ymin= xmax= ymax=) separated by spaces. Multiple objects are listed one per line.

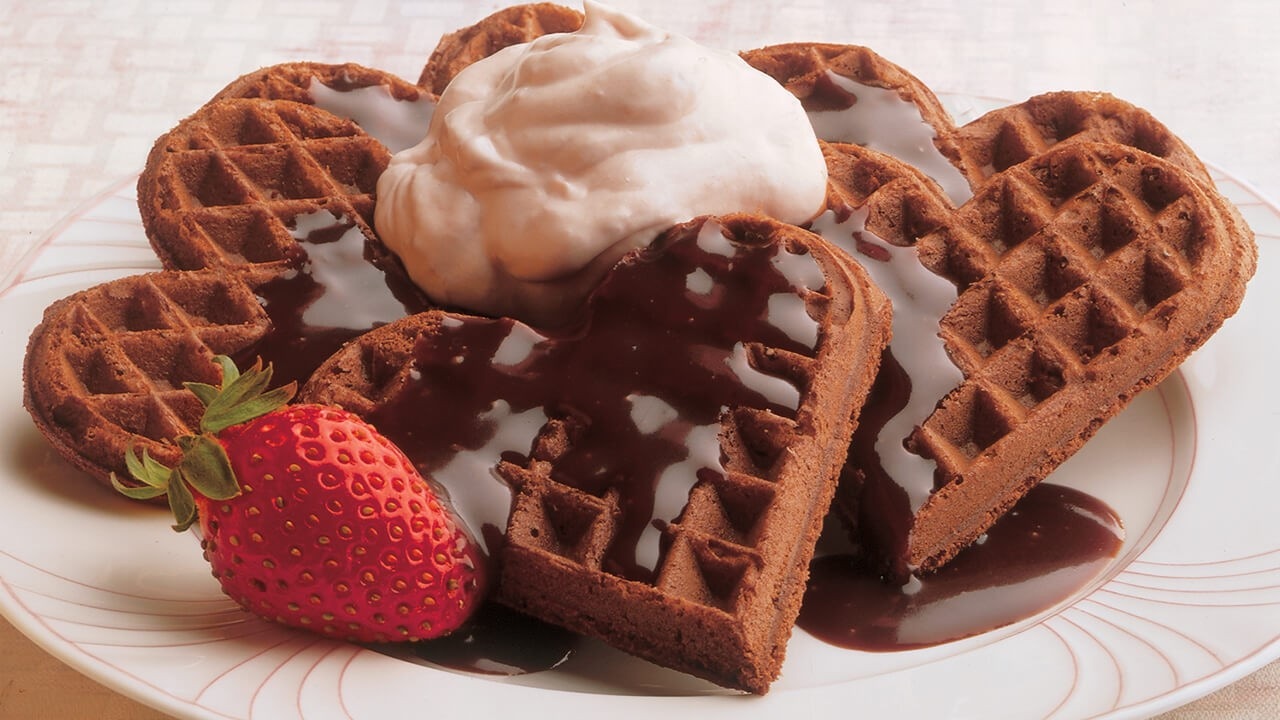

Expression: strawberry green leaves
xmin=112 ymin=447 xmax=172 ymax=502
xmin=110 ymin=356 xmax=296 ymax=531
xmin=112 ymin=445 xmax=195 ymax=531
xmin=187 ymin=356 xmax=296 ymax=434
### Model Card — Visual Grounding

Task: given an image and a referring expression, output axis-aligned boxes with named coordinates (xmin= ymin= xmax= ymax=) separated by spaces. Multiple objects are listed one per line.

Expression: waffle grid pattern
xmin=301 ymin=216 xmax=892 ymax=692
xmin=950 ymin=91 xmax=1212 ymax=188
xmin=821 ymin=140 xmax=955 ymax=247
xmin=24 ymin=271 xmax=271 ymax=483
xmin=905 ymin=141 xmax=1251 ymax=570
xmin=138 ymin=98 xmax=388 ymax=278
xmin=491 ymin=218 xmax=888 ymax=693
xmin=759 ymin=44 xmax=1256 ymax=576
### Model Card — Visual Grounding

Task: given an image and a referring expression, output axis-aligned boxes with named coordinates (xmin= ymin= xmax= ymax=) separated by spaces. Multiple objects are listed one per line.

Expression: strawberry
xmin=112 ymin=356 xmax=487 ymax=643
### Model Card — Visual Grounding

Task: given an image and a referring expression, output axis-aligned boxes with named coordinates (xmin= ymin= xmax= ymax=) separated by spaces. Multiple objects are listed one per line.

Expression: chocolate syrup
xmin=367 ymin=219 xmax=820 ymax=582
xmin=841 ymin=348 xmax=917 ymax=578
xmin=236 ymin=210 xmax=427 ymax=387
xmin=799 ymin=482 xmax=1123 ymax=651
xmin=390 ymin=601 xmax=579 ymax=675
xmin=803 ymin=70 xmax=859 ymax=112
xmin=809 ymin=235 xmax=1122 ymax=652
xmin=234 ymin=208 xmax=1125 ymax=673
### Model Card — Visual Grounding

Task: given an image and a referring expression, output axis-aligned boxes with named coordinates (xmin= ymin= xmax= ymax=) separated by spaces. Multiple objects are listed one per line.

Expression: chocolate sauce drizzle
xmin=367 ymin=219 xmax=819 ymax=583
xmin=235 ymin=210 xmax=427 ymax=386
xmin=231 ymin=204 xmax=1125 ymax=675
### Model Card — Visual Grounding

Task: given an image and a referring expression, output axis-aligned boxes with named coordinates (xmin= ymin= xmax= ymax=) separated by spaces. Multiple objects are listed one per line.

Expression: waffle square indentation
xmin=1096 ymin=243 xmax=1191 ymax=318
xmin=307 ymin=140 xmax=386 ymax=194
xmin=679 ymin=472 xmax=777 ymax=545
xmin=994 ymin=235 xmax=1090 ymax=308
xmin=1080 ymin=188 xmax=1146 ymax=258
xmin=989 ymin=119 xmax=1040 ymax=173
xmin=182 ymin=153 xmax=258 ymax=209
xmin=510 ymin=480 xmax=616 ymax=569
xmin=921 ymin=382 xmax=1019 ymax=462
xmin=190 ymin=208 xmax=295 ymax=264
xmin=980 ymin=338 xmax=1074 ymax=410
xmin=1025 ymin=145 xmax=1100 ymax=205
xmin=69 ymin=345 xmax=149 ymax=396
xmin=1043 ymin=286 xmax=1136 ymax=364
xmin=89 ymin=393 xmax=191 ymax=444
xmin=941 ymin=278 xmax=1036 ymax=361
xmin=228 ymin=146 xmax=333 ymax=202
xmin=725 ymin=407 xmax=797 ymax=476
xmin=117 ymin=334 xmax=218 ymax=393
xmin=655 ymin=535 xmax=757 ymax=613
xmin=150 ymin=273 xmax=264 ymax=327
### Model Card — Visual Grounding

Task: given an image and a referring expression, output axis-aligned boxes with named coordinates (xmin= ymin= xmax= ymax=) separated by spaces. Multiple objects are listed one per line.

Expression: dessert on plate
xmin=19 ymin=0 xmax=1257 ymax=696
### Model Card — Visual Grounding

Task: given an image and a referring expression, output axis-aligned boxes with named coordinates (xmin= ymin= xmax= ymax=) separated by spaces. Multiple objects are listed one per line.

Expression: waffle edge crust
xmin=135 ymin=96 xmax=389 ymax=280
xmin=906 ymin=140 xmax=1256 ymax=571
xmin=22 ymin=270 xmax=273 ymax=486
xmin=417 ymin=2 xmax=585 ymax=95
xmin=301 ymin=214 xmax=892 ymax=693
xmin=743 ymin=40 xmax=1257 ymax=576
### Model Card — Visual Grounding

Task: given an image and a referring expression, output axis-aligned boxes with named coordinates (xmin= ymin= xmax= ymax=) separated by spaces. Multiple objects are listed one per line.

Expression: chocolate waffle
xmin=740 ymin=41 xmax=1256 ymax=578
xmin=29 ymin=86 xmax=437 ymax=492
xmin=903 ymin=140 xmax=1253 ymax=571
xmin=136 ymin=97 xmax=394 ymax=282
xmin=22 ymin=270 xmax=271 ymax=488
xmin=743 ymin=43 xmax=1216 ymax=205
xmin=300 ymin=213 xmax=893 ymax=693
xmin=211 ymin=62 xmax=435 ymax=154
xmin=417 ymin=3 xmax=584 ymax=95
xmin=947 ymin=90 xmax=1212 ymax=188
xmin=816 ymin=137 xmax=1255 ymax=576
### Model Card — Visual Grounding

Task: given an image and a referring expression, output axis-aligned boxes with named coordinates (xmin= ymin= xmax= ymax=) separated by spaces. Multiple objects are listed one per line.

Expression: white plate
xmin=2 ymin=110 xmax=1278 ymax=719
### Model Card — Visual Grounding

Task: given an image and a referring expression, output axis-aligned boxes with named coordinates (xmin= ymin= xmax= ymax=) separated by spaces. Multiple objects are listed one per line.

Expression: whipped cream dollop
xmin=375 ymin=2 xmax=828 ymax=326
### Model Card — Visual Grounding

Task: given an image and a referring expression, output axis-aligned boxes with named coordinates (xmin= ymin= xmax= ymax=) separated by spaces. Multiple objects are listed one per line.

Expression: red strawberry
xmin=113 ymin=356 xmax=487 ymax=643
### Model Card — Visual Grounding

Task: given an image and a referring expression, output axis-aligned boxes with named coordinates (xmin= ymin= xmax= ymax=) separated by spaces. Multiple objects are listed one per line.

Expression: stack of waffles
xmin=22 ymin=2 xmax=1255 ymax=694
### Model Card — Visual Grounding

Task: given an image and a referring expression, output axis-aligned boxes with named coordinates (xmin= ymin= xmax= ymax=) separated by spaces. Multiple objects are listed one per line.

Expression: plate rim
xmin=2 ymin=107 xmax=1278 ymax=720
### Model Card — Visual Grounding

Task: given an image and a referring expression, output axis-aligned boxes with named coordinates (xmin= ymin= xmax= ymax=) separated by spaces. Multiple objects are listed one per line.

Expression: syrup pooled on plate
xmin=799 ymin=482 xmax=1123 ymax=651
xmin=382 ymin=601 xmax=579 ymax=676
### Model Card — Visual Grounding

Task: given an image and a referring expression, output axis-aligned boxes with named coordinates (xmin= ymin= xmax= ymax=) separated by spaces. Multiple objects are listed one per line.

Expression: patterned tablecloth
xmin=2 ymin=1 xmax=1276 ymax=717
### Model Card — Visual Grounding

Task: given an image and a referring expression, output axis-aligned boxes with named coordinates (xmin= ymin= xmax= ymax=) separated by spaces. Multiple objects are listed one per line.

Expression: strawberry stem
xmin=188 ymin=356 xmax=296 ymax=434
xmin=111 ymin=356 xmax=297 ymax=531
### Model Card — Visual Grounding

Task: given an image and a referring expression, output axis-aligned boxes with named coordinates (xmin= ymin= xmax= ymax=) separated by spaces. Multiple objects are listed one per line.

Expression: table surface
xmin=1 ymin=1 xmax=1276 ymax=717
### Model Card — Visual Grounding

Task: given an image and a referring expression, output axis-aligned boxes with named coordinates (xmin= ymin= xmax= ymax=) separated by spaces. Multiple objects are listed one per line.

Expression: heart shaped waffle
xmin=134 ymin=67 xmax=440 ymax=377
xmin=300 ymin=214 xmax=892 ymax=693
xmin=740 ymin=42 xmax=1257 ymax=577
xmin=905 ymin=140 xmax=1254 ymax=571
xmin=23 ymin=270 xmax=272 ymax=485
xmin=137 ymin=96 xmax=392 ymax=280
xmin=138 ymin=61 xmax=437 ymax=289
xmin=29 ymin=75 xmax=437 ymax=490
